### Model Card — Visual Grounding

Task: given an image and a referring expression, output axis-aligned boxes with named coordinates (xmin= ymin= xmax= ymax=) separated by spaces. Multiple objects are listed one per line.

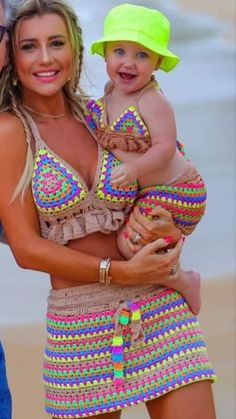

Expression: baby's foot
xmin=181 ymin=270 xmax=201 ymax=315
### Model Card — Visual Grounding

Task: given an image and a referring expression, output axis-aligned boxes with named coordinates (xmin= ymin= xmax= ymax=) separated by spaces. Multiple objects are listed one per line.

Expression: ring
xmin=131 ymin=233 xmax=141 ymax=245
xmin=170 ymin=264 xmax=178 ymax=276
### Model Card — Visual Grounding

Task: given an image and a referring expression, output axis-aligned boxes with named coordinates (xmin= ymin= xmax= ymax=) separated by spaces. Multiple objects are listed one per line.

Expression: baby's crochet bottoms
xmin=138 ymin=161 xmax=207 ymax=236
xmin=44 ymin=283 xmax=216 ymax=418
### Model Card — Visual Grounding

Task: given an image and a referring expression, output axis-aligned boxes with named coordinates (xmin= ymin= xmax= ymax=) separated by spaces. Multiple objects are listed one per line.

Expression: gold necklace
xmin=23 ymin=105 xmax=66 ymax=119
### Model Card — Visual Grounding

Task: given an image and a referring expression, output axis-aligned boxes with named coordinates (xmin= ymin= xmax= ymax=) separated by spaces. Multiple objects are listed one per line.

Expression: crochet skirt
xmin=44 ymin=283 xmax=216 ymax=418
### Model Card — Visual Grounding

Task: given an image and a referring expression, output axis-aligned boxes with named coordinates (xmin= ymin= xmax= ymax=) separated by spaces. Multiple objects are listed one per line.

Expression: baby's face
xmin=105 ymin=41 xmax=161 ymax=94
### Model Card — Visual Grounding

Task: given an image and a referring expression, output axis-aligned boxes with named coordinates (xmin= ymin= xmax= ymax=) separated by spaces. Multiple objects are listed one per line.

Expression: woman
xmin=0 ymin=0 xmax=8 ymax=249
xmin=0 ymin=1 xmax=216 ymax=418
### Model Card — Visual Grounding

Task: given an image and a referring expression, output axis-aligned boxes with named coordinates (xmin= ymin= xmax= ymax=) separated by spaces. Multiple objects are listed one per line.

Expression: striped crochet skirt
xmin=44 ymin=283 xmax=216 ymax=418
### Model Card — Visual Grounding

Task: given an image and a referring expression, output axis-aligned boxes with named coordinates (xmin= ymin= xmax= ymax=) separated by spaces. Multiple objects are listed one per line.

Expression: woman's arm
xmin=0 ymin=113 xmax=102 ymax=282
xmin=128 ymin=206 xmax=181 ymax=245
xmin=0 ymin=113 xmax=182 ymax=286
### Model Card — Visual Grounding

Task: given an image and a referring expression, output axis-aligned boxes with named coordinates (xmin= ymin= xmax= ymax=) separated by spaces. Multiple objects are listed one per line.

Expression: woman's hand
xmin=125 ymin=206 xmax=182 ymax=252
xmin=115 ymin=236 xmax=183 ymax=286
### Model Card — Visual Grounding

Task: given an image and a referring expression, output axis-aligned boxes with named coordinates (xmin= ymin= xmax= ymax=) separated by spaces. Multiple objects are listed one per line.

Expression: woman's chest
xmin=38 ymin=120 xmax=98 ymax=189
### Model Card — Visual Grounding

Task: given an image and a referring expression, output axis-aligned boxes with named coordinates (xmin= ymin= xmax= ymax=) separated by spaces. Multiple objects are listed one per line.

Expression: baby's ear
xmin=104 ymin=44 xmax=108 ymax=62
xmin=155 ymin=56 xmax=163 ymax=70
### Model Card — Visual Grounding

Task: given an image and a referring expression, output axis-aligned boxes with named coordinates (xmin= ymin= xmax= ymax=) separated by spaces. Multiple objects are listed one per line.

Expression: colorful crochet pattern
xmin=112 ymin=302 xmax=144 ymax=387
xmin=32 ymin=147 xmax=137 ymax=217
xmin=95 ymin=149 xmax=138 ymax=205
xmin=32 ymin=148 xmax=87 ymax=215
xmin=44 ymin=287 xmax=216 ymax=417
xmin=87 ymin=87 xmax=207 ymax=236
xmin=89 ymin=100 xmax=149 ymax=138
xmin=21 ymin=108 xmax=139 ymax=244
xmin=30 ymin=141 xmax=138 ymax=243
xmin=138 ymin=176 xmax=207 ymax=235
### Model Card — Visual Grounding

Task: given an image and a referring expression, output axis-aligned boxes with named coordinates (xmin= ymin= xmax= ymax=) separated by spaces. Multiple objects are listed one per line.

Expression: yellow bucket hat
xmin=90 ymin=3 xmax=180 ymax=72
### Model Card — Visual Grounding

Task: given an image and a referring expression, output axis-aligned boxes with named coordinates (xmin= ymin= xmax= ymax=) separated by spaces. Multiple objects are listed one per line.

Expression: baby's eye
xmin=20 ymin=43 xmax=35 ymax=51
xmin=137 ymin=51 xmax=149 ymax=59
xmin=114 ymin=48 xmax=125 ymax=56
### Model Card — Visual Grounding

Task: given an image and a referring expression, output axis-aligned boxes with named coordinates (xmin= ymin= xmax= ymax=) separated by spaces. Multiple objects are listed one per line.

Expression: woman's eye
xmin=50 ymin=40 xmax=65 ymax=48
xmin=20 ymin=43 xmax=35 ymax=51
xmin=114 ymin=48 xmax=125 ymax=56
xmin=137 ymin=51 xmax=149 ymax=59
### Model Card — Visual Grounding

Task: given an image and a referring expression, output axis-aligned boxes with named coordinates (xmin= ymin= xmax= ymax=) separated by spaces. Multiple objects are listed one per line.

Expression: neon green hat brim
xmin=90 ymin=32 xmax=180 ymax=73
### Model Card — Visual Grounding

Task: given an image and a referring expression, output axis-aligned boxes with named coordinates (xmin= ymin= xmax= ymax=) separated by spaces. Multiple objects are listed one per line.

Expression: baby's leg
xmin=118 ymin=225 xmax=201 ymax=314
xmin=138 ymin=173 xmax=207 ymax=236
xmin=118 ymin=174 xmax=205 ymax=314
xmin=162 ymin=268 xmax=201 ymax=315
xmin=118 ymin=165 xmax=207 ymax=259
xmin=135 ymin=178 xmax=205 ymax=314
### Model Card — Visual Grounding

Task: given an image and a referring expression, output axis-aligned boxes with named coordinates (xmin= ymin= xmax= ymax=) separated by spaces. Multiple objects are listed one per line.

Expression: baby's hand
xmin=111 ymin=163 xmax=138 ymax=187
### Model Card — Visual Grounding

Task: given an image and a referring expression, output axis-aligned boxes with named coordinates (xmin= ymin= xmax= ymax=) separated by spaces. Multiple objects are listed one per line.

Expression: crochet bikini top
xmin=87 ymin=78 xmax=186 ymax=156
xmin=87 ymin=78 xmax=158 ymax=153
xmin=23 ymin=110 xmax=138 ymax=245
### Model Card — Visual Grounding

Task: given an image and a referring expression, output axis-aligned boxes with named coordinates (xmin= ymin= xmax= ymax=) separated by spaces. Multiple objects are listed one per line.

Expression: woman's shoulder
xmin=0 ymin=111 xmax=27 ymax=155
xmin=0 ymin=111 xmax=24 ymax=137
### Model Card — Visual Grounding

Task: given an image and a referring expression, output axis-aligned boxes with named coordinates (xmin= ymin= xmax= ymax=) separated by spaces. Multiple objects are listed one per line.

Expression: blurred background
xmin=0 ymin=0 xmax=235 ymax=418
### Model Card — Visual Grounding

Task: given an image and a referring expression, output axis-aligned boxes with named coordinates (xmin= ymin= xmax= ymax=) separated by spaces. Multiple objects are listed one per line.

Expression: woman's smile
xmin=33 ymin=69 xmax=61 ymax=83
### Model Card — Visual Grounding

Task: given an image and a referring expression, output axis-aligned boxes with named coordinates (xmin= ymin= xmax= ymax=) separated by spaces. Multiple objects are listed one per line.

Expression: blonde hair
xmin=0 ymin=0 xmax=87 ymax=200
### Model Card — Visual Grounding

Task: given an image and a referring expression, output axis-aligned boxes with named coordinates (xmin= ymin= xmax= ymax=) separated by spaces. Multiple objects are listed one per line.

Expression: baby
xmin=88 ymin=4 xmax=206 ymax=314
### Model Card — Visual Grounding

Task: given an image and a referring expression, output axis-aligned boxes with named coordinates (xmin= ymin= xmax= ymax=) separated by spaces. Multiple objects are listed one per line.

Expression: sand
xmin=174 ymin=0 xmax=235 ymax=41
xmin=1 ymin=276 xmax=235 ymax=419
xmin=174 ymin=0 xmax=236 ymax=24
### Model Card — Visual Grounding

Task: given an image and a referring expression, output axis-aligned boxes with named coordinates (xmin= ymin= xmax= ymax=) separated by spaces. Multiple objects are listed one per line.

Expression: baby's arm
xmin=111 ymin=88 xmax=177 ymax=187
xmin=135 ymin=88 xmax=177 ymax=176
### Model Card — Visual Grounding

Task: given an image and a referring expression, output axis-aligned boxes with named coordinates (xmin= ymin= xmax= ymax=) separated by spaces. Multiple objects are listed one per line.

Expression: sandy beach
xmin=175 ymin=0 xmax=235 ymax=23
xmin=174 ymin=0 xmax=235 ymax=41
xmin=1 ymin=276 xmax=235 ymax=419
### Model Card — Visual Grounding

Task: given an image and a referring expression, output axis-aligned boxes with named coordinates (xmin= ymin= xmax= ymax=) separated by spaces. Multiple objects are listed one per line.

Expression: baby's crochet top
xmin=87 ymin=78 xmax=186 ymax=157
xmin=87 ymin=79 xmax=157 ymax=154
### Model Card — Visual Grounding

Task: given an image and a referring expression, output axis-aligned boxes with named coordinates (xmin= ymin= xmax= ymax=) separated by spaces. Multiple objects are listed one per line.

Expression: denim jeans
xmin=0 ymin=223 xmax=7 ymax=244
xmin=0 ymin=342 xmax=12 ymax=419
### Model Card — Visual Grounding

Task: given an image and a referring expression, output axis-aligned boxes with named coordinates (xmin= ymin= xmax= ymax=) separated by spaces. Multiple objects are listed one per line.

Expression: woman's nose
xmin=38 ymin=46 xmax=53 ymax=64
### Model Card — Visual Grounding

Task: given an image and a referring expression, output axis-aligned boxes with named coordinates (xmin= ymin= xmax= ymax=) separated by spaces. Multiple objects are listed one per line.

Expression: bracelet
xmin=99 ymin=258 xmax=112 ymax=285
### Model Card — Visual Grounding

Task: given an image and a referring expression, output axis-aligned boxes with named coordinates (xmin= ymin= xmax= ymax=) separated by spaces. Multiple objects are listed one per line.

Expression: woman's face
xmin=14 ymin=13 xmax=73 ymax=99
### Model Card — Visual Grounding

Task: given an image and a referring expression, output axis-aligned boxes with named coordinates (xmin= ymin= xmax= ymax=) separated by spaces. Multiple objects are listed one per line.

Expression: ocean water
xmin=0 ymin=0 xmax=235 ymax=326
